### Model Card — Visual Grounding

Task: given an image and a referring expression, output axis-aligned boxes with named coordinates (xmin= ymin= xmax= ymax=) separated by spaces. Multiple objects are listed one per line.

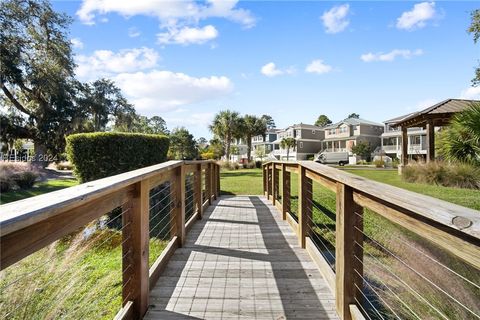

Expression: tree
xmin=168 ymin=127 xmax=198 ymax=160
xmin=0 ymin=0 xmax=79 ymax=159
xmin=352 ymin=141 xmax=372 ymax=161
xmin=243 ymin=115 xmax=267 ymax=160
xmin=207 ymin=138 xmax=224 ymax=159
xmin=437 ymin=103 xmax=480 ymax=165
xmin=347 ymin=113 xmax=360 ymax=119
xmin=280 ymin=137 xmax=296 ymax=161
xmin=468 ymin=9 xmax=480 ymax=86
xmin=209 ymin=110 xmax=242 ymax=161
xmin=197 ymin=137 xmax=208 ymax=150
xmin=255 ymin=145 xmax=266 ymax=161
xmin=261 ymin=114 xmax=276 ymax=129
xmin=315 ymin=114 xmax=332 ymax=127
xmin=149 ymin=116 xmax=168 ymax=134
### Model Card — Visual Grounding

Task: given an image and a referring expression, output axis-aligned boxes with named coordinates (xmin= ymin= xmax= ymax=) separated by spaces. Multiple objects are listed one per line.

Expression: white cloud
xmin=114 ymin=70 xmax=233 ymax=113
xmin=71 ymin=38 xmax=84 ymax=49
xmin=305 ymin=60 xmax=333 ymax=74
xmin=158 ymin=25 xmax=218 ymax=45
xmin=460 ymin=87 xmax=480 ymax=100
xmin=76 ymin=0 xmax=255 ymax=28
xmin=260 ymin=62 xmax=296 ymax=77
xmin=165 ymin=111 xmax=215 ymax=128
xmin=396 ymin=2 xmax=436 ymax=31
xmin=361 ymin=49 xmax=423 ymax=62
xmin=75 ymin=47 xmax=160 ymax=80
xmin=321 ymin=4 xmax=350 ymax=34
xmin=128 ymin=27 xmax=141 ymax=38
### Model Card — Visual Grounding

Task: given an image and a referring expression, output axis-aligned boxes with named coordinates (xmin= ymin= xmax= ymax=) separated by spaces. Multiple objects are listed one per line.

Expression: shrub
xmin=373 ymin=159 xmax=385 ymax=168
xmin=0 ymin=162 xmax=40 ymax=191
xmin=255 ymin=160 xmax=262 ymax=169
xmin=13 ymin=171 xmax=38 ymax=189
xmin=66 ymin=132 xmax=169 ymax=183
xmin=402 ymin=161 xmax=480 ymax=189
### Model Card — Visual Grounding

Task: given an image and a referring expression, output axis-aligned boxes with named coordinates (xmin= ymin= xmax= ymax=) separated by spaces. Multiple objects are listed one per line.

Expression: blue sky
xmin=55 ymin=1 xmax=480 ymax=138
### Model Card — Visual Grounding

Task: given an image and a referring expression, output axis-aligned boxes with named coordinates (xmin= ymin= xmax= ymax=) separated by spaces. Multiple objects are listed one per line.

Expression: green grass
xmin=0 ymin=228 xmax=168 ymax=320
xmin=0 ymin=179 xmax=79 ymax=205
xmin=220 ymin=168 xmax=263 ymax=195
xmin=0 ymin=178 xmax=169 ymax=319
xmin=343 ymin=169 xmax=480 ymax=211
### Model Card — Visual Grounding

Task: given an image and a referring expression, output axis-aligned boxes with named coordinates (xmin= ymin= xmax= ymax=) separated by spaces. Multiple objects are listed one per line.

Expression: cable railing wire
xmin=353 ymin=253 xmax=422 ymax=320
xmin=2 ymin=203 xmax=133 ymax=319
xmin=354 ymin=225 xmax=480 ymax=319
xmin=354 ymin=239 xmax=450 ymax=320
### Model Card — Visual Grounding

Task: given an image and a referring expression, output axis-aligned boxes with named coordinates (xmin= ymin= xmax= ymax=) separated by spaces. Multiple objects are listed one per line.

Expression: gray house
xmin=322 ymin=118 xmax=384 ymax=153
xmin=270 ymin=124 xmax=324 ymax=160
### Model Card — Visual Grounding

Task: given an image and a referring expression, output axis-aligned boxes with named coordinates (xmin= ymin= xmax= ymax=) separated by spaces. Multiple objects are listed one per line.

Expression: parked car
xmin=315 ymin=152 xmax=349 ymax=166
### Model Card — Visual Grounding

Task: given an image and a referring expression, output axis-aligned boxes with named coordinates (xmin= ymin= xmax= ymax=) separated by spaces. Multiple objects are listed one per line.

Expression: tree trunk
xmin=287 ymin=148 xmax=290 ymax=161
xmin=247 ymin=135 xmax=252 ymax=161
xmin=225 ymin=136 xmax=231 ymax=162
xmin=33 ymin=140 xmax=48 ymax=168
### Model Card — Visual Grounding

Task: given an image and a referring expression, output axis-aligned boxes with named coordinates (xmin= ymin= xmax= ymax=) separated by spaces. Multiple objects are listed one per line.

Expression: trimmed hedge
xmin=66 ymin=132 xmax=169 ymax=183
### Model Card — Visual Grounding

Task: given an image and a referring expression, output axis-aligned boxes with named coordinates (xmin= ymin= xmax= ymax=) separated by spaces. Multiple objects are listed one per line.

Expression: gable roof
xmin=323 ymin=117 xmax=384 ymax=129
xmin=392 ymin=99 xmax=480 ymax=127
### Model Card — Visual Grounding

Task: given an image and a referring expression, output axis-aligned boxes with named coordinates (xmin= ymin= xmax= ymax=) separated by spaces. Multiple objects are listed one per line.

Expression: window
xmin=299 ymin=142 xmax=303 ymax=148
xmin=352 ymin=125 xmax=358 ymax=131
xmin=312 ymin=130 xmax=316 ymax=134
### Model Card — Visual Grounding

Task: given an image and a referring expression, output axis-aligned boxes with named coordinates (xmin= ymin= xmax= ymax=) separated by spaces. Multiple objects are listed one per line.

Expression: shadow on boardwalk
xmin=145 ymin=195 xmax=337 ymax=319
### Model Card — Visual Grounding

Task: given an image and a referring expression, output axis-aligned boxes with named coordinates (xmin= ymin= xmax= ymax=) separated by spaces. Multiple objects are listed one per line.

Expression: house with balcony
xmin=380 ymin=113 xmax=428 ymax=160
xmin=228 ymin=137 xmax=248 ymax=162
xmin=252 ymin=128 xmax=279 ymax=160
xmin=322 ymin=118 xmax=384 ymax=154
xmin=270 ymin=123 xmax=324 ymax=160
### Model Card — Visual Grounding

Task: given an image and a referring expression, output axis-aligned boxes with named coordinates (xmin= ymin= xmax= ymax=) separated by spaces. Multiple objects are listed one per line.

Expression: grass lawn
xmin=220 ymin=168 xmax=263 ymax=195
xmin=0 ymin=179 xmax=79 ymax=205
xmin=343 ymin=169 xmax=480 ymax=211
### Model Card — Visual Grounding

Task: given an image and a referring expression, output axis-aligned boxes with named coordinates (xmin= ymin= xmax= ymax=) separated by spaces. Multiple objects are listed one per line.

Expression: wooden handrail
xmin=0 ymin=160 xmax=220 ymax=320
xmin=262 ymin=160 xmax=480 ymax=320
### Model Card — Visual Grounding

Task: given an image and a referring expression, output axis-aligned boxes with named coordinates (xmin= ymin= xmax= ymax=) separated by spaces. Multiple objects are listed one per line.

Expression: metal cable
xmin=355 ymin=226 xmax=479 ymax=319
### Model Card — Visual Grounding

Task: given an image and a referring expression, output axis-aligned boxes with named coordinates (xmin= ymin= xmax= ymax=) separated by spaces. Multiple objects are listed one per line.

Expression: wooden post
xmin=263 ymin=164 xmax=266 ymax=195
xmin=401 ymin=126 xmax=408 ymax=167
xmin=282 ymin=164 xmax=290 ymax=220
xmin=426 ymin=120 xmax=435 ymax=163
xmin=298 ymin=165 xmax=312 ymax=248
xmin=274 ymin=166 xmax=279 ymax=205
xmin=335 ymin=182 xmax=357 ymax=320
xmin=210 ymin=163 xmax=215 ymax=202
xmin=195 ymin=164 xmax=202 ymax=219
xmin=205 ymin=164 xmax=211 ymax=205
xmin=127 ymin=180 xmax=150 ymax=318
xmin=175 ymin=166 xmax=186 ymax=247
xmin=271 ymin=163 xmax=276 ymax=206
xmin=211 ymin=163 xmax=217 ymax=201
xmin=216 ymin=164 xmax=220 ymax=197
xmin=353 ymin=204 xmax=364 ymax=306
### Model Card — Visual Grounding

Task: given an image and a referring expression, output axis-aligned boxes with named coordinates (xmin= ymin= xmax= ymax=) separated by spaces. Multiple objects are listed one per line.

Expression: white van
xmin=315 ymin=152 xmax=350 ymax=166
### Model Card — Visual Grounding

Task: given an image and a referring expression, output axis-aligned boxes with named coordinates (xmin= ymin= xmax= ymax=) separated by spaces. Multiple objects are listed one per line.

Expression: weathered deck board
xmin=145 ymin=196 xmax=338 ymax=319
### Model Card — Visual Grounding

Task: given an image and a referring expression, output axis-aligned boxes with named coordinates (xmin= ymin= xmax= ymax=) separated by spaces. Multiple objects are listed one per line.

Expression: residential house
xmin=270 ymin=124 xmax=324 ymax=160
xmin=228 ymin=137 xmax=248 ymax=162
xmin=252 ymin=128 xmax=279 ymax=160
xmin=322 ymin=118 xmax=384 ymax=153
xmin=380 ymin=114 xmax=427 ymax=161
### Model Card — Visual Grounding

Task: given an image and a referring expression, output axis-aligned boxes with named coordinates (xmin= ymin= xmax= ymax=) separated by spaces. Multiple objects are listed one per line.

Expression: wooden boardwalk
xmin=145 ymin=195 xmax=338 ymax=320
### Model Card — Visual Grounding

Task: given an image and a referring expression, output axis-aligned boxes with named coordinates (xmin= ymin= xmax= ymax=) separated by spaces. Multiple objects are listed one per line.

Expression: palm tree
xmin=209 ymin=110 xmax=242 ymax=161
xmin=243 ymin=115 xmax=267 ymax=161
xmin=280 ymin=137 xmax=296 ymax=161
xmin=437 ymin=103 xmax=480 ymax=165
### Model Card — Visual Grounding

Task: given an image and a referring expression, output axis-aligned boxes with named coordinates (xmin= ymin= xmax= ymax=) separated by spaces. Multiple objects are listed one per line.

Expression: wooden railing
xmin=0 ymin=160 xmax=220 ymax=320
xmin=263 ymin=161 xmax=480 ymax=320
